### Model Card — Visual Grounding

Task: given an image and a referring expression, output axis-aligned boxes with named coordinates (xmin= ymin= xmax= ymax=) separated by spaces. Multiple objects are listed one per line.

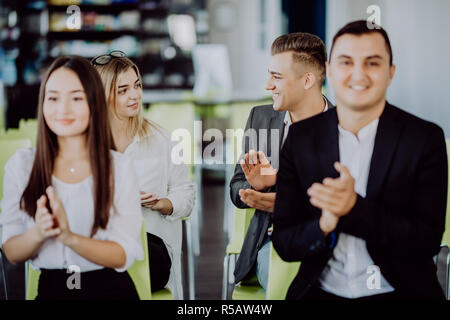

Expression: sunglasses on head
xmin=91 ymin=50 xmax=126 ymax=65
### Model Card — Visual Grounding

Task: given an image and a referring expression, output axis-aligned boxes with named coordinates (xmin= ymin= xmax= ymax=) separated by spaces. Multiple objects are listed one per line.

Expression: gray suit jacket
xmin=230 ymin=98 xmax=334 ymax=283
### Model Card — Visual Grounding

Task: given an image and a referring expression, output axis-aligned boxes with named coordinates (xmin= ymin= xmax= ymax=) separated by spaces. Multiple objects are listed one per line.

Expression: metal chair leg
xmin=0 ymin=248 xmax=8 ymax=300
xmin=192 ymin=173 xmax=201 ymax=257
xmin=185 ymin=220 xmax=195 ymax=300
xmin=222 ymin=254 xmax=229 ymax=300
xmin=227 ymin=254 xmax=234 ymax=284
xmin=222 ymin=254 xmax=237 ymax=300
xmin=446 ymin=251 xmax=449 ymax=300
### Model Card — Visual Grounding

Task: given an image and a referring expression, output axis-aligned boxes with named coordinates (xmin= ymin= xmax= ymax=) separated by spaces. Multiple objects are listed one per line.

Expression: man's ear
xmin=388 ymin=64 xmax=396 ymax=85
xmin=304 ymin=72 xmax=316 ymax=90
xmin=326 ymin=61 xmax=331 ymax=79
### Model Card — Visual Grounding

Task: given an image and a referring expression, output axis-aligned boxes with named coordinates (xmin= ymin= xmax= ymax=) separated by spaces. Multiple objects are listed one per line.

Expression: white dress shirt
xmin=122 ymin=122 xmax=195 ymax=300
xmin=0 ymin=148 xmax=144 ymax=273
xmin=318 ymin=118 xmax=395 ymax=298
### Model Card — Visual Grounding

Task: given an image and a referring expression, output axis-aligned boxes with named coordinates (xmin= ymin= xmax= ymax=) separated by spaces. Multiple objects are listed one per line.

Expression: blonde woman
xmin=92 ymin=51 xmax=195 ymax=299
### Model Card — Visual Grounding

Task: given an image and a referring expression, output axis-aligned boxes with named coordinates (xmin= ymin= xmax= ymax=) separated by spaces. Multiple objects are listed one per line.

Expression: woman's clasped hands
xmin=34 ymin=186 xmax=73 ymax=245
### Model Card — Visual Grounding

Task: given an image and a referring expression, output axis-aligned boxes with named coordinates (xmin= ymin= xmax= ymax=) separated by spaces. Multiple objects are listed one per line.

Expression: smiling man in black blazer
xmin=272 ymin=20 xmax=448 ymax=300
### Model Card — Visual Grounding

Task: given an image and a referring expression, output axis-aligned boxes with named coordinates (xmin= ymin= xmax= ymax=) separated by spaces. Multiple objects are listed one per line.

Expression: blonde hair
xmin=94 ymin=56 xmax=153 ymax=140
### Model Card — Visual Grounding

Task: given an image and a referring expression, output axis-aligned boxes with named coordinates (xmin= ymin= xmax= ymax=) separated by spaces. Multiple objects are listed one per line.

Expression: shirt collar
xmin=323 ymin=96 xmax=329 ymax=112
xmin=283 ymin=110 xmax=292 ymax=126
xmin=338 ymin=118 xmax=379 ymax=141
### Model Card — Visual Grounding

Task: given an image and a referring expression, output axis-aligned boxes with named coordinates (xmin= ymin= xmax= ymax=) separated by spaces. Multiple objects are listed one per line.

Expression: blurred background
xmin=0 ymin=0 xmax=449 ymax=300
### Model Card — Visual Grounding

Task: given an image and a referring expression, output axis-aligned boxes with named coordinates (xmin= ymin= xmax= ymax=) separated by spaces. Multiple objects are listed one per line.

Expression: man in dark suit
xmin=272 ymin=20 xmax=448 ymax=300
xmin=230 ymin=32 xmax=332 ymax=290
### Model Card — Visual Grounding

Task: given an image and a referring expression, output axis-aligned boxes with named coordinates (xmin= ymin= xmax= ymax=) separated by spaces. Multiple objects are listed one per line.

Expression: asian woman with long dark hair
xmin=0 ymin=56 xmax=143 ymax=300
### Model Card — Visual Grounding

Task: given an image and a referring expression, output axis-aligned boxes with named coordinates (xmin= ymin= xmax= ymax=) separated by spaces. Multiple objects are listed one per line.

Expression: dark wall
xmin=282 ymin=0 xmax=326 ymax=43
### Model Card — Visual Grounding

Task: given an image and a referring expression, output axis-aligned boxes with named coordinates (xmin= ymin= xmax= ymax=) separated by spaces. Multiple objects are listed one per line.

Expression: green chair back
xmin=128 ymin=221 xmax=173 ymax=300
xmin=232 ymin=283 xmax=266 ymax=300
xmin=230 ymin=208 xmax=266 ymax=300
xmin=443 ymin=139 xmax=450 ymax=246
xmin=266 ymin=242 xmax=300 ymax=299
xmin=226 ymin=208 xmax=255 ymax=255
xmin=144 ymin=102 xmax=195 ymax=134
xmin=26 ymin=265 xmax=40 ymax=300
xmin=144 ymin=102 xmax=197 ymax=164
xmin=127 ymin=221 xmax=152 ymax=299
xmin=229 ymin=208 xmax=301 ymax=300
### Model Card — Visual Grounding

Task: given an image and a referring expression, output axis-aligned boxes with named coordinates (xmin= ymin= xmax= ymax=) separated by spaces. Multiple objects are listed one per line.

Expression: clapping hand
xmin=240 ymin=150 xmax=277 ymax=191
xmin=46 ymin=186 xmax=73 ymax=245
xmin=34 ymin=194 xmax=60 ymax=241
xmin=307 ymin=162 xmax=357 ymax=234
xmin=239 ymin=189 xmax=276 ymax=213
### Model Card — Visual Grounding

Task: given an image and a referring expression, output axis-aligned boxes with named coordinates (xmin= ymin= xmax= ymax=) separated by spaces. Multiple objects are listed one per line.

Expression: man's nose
xmin=265 ymin=77 xmax=275 ymax=90
xmin=351 ymin=64 xmax=367 ymax=82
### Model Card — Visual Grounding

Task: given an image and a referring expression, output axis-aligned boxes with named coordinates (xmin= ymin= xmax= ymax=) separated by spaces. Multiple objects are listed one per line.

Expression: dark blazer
xmin=272 ymin=103 xmax=448 ymax=299
xmin=230 ymin=98 xmax=334 ymax=283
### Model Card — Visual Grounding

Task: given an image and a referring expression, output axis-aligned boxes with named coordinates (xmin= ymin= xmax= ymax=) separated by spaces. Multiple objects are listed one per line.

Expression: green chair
xmin=231 ymin=279 xmax=266 ymax=300
xmin=438 ymin=139 xmax=450 ymax=299
xmin=128 ymin=221 xmax=172 ymax=300
xmin=144 ymin=102 xmax=195 ymax=135
xmin=126 ymin=224 xmax=153 ymax=299
xmin=222 ymin=207 xmax=302 ymax=300
xmin=25 ymin=264 xmax=40 ymax=300
xmin=222 ymin=208 xmax=265 ymax=300
xmin=443 ymin=139 xmax=450 ymax=247
xmin=266 ymin=242 xmax=300 ymax=299
xmin=26 ymin=221 xmax=173 ymax=300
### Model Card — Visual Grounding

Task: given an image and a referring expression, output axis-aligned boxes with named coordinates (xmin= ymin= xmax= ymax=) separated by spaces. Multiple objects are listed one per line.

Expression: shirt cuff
xmin=328 ymin=231 xmax=337 ymax=249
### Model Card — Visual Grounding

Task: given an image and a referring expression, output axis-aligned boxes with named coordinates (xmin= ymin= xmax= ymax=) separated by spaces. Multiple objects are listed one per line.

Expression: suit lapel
xmin=268 ymin=110 xmax=286 ymax=169
xmin=317 ymin=108 xmax=340 ymax=180
xmin=272 ymin=110 xmax=286 ymax=146
xmin=366 ymin=103 xmax=403 ymax=198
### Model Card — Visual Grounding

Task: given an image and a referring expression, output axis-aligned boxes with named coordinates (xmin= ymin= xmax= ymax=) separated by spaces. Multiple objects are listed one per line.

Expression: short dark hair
xmin=271 ymin=32 xmax=327 ymax=85
xmin=329 ymin=20 xmax=393 ymax=65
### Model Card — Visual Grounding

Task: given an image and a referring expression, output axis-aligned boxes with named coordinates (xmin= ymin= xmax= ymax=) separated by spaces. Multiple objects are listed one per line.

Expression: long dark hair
xmin=20 ymin=56 xmax=115 ymax=237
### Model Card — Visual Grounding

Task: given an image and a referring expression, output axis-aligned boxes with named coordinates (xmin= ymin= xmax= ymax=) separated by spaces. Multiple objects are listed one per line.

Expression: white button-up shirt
xmin=122 ymin=122 xmax=195 ymax=299
xmin=0 ymin=148 xmax=144 ymax=273
xmin=318 ymin=118 xmax=395 ymax=298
